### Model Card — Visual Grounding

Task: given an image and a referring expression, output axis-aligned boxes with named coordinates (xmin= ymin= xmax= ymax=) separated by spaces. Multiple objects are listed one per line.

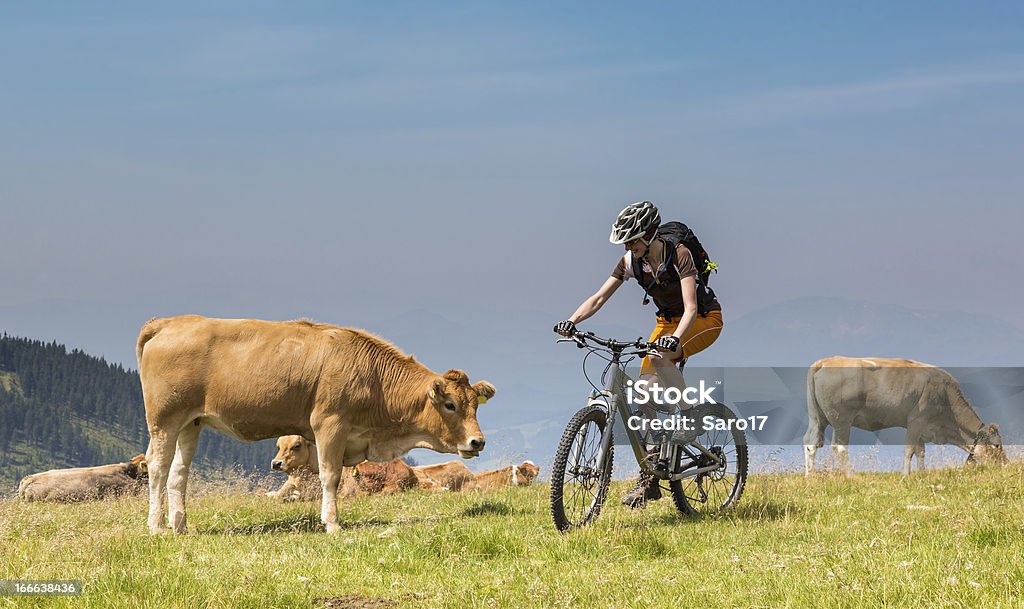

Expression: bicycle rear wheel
xmin=670 ymin=402 xmax=748 ymax=516
xmin=550 ymin=404 xmax=613 ymax=532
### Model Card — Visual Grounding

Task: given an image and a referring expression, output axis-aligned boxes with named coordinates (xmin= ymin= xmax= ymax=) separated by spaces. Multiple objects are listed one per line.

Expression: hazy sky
xmin=2 ymin=2 xmax=1023 ymax=370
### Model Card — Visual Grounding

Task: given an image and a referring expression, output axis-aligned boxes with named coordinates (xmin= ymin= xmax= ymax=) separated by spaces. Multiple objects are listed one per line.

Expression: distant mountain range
xmin=711 ymin=297 xmax=1024 ymax=367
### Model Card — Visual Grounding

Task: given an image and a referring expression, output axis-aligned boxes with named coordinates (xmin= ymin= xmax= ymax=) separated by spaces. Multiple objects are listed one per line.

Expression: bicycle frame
xmin=588 ymin=351 xmax=727 ymax=482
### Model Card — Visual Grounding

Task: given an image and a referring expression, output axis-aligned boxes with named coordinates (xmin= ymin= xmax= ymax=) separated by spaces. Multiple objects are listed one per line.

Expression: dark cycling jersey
xmin=611 ymin=243 xmax=721 ymax=317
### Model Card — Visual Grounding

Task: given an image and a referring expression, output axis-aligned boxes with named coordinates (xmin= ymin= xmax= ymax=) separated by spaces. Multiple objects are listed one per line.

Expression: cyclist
xmin=554 ymin=200 xmax=724 ymax=508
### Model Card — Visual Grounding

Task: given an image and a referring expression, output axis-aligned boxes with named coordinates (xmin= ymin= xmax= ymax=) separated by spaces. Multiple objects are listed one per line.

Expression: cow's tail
xmin=804 ymin=360 xmax=828 ymax=474
xmin=136 ymin=317 xmax=168 ymax=367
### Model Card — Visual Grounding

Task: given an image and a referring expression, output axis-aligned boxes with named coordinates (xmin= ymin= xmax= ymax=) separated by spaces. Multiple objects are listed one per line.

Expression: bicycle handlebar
xmin=557 ymin=329 xmax=662 ymax=357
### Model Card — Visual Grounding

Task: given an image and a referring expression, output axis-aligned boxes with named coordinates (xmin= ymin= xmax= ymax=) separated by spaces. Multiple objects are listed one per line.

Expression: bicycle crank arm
xmin=665 ymin=463 xmax=725 ymax=481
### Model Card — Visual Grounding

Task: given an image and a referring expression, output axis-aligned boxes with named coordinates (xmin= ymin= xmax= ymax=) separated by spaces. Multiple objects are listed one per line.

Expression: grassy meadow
xmin=1 ymin=463 xmax=1022 ymax=609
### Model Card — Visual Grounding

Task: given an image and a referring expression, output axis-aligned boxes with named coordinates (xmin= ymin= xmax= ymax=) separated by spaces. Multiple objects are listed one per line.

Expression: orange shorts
xmin=639 ymin=309 xmax=723 ymax=376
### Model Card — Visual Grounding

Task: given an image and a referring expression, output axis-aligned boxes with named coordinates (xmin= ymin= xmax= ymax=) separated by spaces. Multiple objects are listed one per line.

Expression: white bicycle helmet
xmin=609 ymin=201 xmax=661 ymax=244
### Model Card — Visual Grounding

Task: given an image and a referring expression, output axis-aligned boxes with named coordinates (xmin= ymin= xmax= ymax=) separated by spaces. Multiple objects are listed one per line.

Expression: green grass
xmin=2 ymin=464 xmax=1023 ymax=608
xmin=0 ymin=371 xmax=22 ymax=396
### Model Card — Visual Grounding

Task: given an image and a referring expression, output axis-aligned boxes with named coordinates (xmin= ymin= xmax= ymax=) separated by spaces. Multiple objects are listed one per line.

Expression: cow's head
xmin=127 ymin=454 xmax=148 ymax=479
xmin=272 ymin=435 xmax=317 ymax=474
xmin=966 ymin=423 xmax=1009 ymax=466
xmin=426 ymin=369 xmax=495 ymax=459
xmin=516 ymin=460 xmax=540 ymax=484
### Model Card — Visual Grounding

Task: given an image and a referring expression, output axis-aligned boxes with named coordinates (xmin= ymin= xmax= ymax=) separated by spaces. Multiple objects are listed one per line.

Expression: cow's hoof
xmin=325 ymin=522 xmax=342 ymax=534
xmin=149 ymin=525 xmax=171 ymax=535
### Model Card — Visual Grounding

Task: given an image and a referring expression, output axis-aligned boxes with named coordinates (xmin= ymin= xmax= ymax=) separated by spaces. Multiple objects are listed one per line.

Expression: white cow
xmin=804 ymin=356 xmax=1007 ymax=475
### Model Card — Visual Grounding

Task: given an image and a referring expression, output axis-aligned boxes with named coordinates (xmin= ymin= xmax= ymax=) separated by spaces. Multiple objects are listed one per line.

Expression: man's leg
xmin=622 ymin=318 xmax=676 ymax=509
xmin=622 ymin=312 xmax=724 ymax=509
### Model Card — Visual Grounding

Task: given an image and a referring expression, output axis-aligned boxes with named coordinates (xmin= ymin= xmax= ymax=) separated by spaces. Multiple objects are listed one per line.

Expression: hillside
xmin=0 ymin=334 xmax=279 ymax=490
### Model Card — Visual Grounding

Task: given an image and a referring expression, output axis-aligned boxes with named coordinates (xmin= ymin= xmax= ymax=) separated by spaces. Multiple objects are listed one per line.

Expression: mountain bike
xmin=550 ymin=329 xmax=748 ymax=532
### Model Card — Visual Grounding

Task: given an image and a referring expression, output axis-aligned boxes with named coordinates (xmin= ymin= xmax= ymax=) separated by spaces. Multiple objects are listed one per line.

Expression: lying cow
xmin=138 ymin=315 xmax=495 ymax=534
xmin=266 ymin=435 xmax=322 ymax=502
xmin=474 ymin=461 xmax=540 ymax=491
xmin=19 ymin=455 xmax=148 ymax=502
xmin=266 ymin=436 xmax=419 ymax=500
xmin=804 ymin=356 xmax=1008 ymax=475
xmin=345 ymin=460 xmax=419 ymax=496
xmin=412 ymin=460 xmax=478 ymax=492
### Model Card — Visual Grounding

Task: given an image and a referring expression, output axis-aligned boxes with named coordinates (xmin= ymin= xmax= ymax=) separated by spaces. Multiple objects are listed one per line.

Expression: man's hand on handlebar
xmin=654 ymin=335 xmax=680 ymax=353
xmin=553 ymin=320 xmax=576 ymax=337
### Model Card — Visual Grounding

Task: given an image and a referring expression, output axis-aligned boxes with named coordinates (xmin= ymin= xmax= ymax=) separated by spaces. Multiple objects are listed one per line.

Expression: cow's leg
xmin=267 ymin=477 xmax=297 ymax=500
xmin=903 ymin=422 xmax=924 ymax=475
xmin=804 ymin=444 xmax=817 ymax=476
xmin=145 ymin=428 xmax=180 ymax=534
xmin=902 ymin=444 xmax=915 ymax=475
xmin=311 ymin=418 xmax=346 ymax=534
xmin=830 ymin=423 xmax=853 ymax=475
xmin=803 ymin=420 xmax=827 ymax=476
xmin=168 ymin=421 xmax=201 ymax=534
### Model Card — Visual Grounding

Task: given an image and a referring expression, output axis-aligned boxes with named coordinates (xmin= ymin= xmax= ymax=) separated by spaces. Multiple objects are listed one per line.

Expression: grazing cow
xmin=412 ymin=461 xmax=478 ymax=492
xmin=474 ymin=461 xmax=540 ymax=491
xmin=137 ymin=315 xmax=495 ymax=534
xmin=266 ymin=435 xmax=322 ymax=502
xmin=19 ymin=455 xmax=148 ymax=502
xmin=804 ymin=356 xmax=1008 ymax=475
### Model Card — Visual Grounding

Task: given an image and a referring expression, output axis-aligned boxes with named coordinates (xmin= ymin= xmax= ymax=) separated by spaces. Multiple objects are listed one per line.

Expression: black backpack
xmin=630 ymin=221 xmax=719 ymax=315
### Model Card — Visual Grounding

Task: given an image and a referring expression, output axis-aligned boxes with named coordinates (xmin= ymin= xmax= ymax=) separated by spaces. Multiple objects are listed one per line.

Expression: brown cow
xmin=474 ymin=461 xmax=540 ymax=491
xmin=19 ymin=455 xmax=148 ymax=502
xmin=346 ymin=460 xmax=419 ymax=496
xmin=266 ymin=435 xmax=322 ymax=502
xmin=805 ymin=356 xmax=1008 ymax=475
xmin=411 ymin=466 xmax=443 ymax=492
xmin=412 ymin=461 xmax=478 ymax=492
xmin=266 ymin=437 xmax=418 ymax=500
xmin=137 ymin=315 xmax=495 ymax=534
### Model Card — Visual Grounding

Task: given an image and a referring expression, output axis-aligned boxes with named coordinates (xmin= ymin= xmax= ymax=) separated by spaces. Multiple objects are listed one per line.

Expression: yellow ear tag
xmin=477 ymin=395 xmax=489 ymax=405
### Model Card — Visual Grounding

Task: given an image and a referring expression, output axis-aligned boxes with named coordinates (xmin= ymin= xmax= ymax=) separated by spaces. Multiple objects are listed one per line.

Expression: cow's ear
xmin=473 ymin=381 xmax=496 ymax=404
xmin=131 ymin=455 xmax=148 ymax=474
xmin=429 ymin=378 xmax=447 ymax=405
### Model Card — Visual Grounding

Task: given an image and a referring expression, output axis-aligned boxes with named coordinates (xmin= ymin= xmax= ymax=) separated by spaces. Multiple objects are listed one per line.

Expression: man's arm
xmin=567 ymin=276 xmax=623 ymax=326
xmin=670 ymin=274 xmax=698 ymax=341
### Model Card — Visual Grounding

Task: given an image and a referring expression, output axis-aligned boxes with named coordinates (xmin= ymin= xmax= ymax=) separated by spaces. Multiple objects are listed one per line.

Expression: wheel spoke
xmin=669 ymin=403 xmax=747 ymax=516
xmin=551 ymin=407 xmax=613 ymax=531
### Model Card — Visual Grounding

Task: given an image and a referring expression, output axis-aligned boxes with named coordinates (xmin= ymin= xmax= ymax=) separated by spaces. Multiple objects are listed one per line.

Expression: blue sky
xmin=2 ymin=2 xmax=1024 ymax=371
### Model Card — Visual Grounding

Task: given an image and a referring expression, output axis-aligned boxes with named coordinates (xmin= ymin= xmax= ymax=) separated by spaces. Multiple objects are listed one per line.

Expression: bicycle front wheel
xmin=549 ymin=404 xmax=613 ymax=532
xmin=670 ymin=402 xmax=748 ymax=516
